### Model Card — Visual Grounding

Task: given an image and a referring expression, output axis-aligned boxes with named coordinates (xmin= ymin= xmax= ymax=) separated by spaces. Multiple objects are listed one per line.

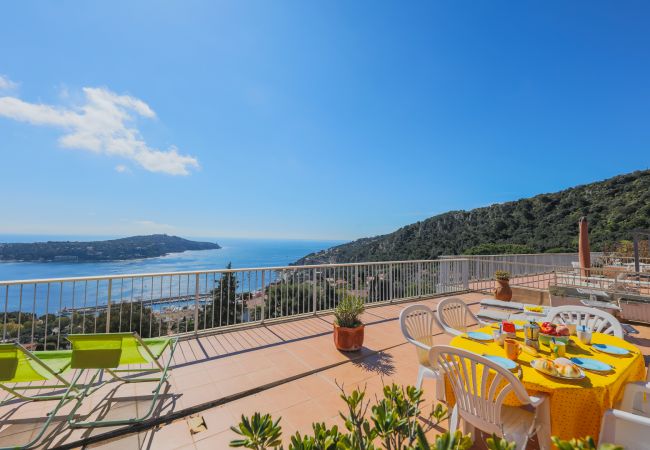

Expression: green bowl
xmin=538 ymin=333 xmax=570 ymax=346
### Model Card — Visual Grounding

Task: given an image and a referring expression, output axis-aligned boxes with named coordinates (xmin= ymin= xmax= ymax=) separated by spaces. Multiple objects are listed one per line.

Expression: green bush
xmin=551 ymin=436 xmax=622 ymax=450
xmin=494 ymin=270 xmax=511 ymax=281
xmin=334 ymin=295 xmax=365 ymax=328
xmin=230 ymin=383 xmax=475 ymax=450
xmin=462 ymin=243 xmax=535 ymax=255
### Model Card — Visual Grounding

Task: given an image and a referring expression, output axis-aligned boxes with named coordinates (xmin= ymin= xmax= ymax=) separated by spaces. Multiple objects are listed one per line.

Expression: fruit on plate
xmin=540 ymin=322 xmax=558 ymax=335
xmin=532 ymin=358 xmax=558 ymax=376
xmin=522 ymin=344 xmax=539 ymax=357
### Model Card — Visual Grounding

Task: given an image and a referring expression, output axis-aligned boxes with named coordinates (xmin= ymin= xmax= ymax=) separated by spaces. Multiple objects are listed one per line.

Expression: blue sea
xmin=0 ymin=235 xmax=344 ymax=282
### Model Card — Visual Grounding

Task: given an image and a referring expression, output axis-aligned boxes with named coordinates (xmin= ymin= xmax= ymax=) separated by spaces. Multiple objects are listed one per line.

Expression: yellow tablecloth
xmin=449 ymin=325 xmax=646 ymax=441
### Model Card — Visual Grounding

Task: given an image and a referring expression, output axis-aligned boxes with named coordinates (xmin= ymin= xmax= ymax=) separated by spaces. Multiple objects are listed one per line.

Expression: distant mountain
xmin=0 ymin=234 xmax=220 ymax=262
xmin=296 ymin=169 xmax=650 ymax=264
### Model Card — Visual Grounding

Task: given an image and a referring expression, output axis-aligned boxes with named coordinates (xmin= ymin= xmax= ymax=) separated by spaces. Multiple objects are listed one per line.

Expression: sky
xmin=1 ymin=1 xmax=649 ymax=241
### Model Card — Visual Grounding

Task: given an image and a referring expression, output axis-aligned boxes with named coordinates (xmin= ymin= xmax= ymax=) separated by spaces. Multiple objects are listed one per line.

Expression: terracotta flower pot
xmin=494 ymin=279 xmax=512 ymax=301
xmin=333 ymin=323 xmax=365 ymax=351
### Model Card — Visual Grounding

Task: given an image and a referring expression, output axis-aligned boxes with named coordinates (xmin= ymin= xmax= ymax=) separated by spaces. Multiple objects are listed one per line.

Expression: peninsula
xmin=0 ymin=234 xmax=221 ymax=262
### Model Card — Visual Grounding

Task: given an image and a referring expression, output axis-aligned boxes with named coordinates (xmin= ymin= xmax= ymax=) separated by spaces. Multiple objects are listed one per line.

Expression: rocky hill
xmin=296 ymin=170 xmax=650 ymax=264
xmin=0 ymin=234 xmax=220 ymax=262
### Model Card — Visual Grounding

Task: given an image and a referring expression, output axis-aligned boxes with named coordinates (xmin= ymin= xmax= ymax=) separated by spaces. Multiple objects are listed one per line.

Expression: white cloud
xmin=0 ymin=75 xmax=18 ymax=91
xmin=115 ymin=164 xmax=130 ymax=173
xmin=0 ymin=85 xmax=199 ymax=175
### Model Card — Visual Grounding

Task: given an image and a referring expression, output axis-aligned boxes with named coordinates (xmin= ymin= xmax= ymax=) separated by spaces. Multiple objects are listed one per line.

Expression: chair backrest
xmin=399 ymin=304 xmax=437 ymax=364
xmin=599 ymin=409 xmax=650 ymax=448
xmin=0 ymin=343 xmax=58 ymax=382
xmin=430 ymin=345 xmax=532 ymax=435
xmin=67 ymin=332 xmax=151 ymax=369
xmin=436 ymin=297 xmax=480 ymax=336
xmin=547 ymin=305 xmax=623 ymax=338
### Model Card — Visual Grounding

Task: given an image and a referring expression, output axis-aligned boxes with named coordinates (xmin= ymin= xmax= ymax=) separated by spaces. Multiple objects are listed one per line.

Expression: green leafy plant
xmin=230 ymin=412 xmax=283 ymax=450
xmin=419 ymin=429 xmax=473 ymax=450
xmin=551 ymin=436 xmax=623 ymax=450
xmin=334 ymin=295 xmax=365 ymax=328
xmin=486 ymin=434 xmax=516 ymax=450
xmin=495 ymin=270 xmax=511 ymax=281
xmin=229 ymin=383 xmax=471 ymax=450
xmin=430 ymin=402 xmax=449 ymax=426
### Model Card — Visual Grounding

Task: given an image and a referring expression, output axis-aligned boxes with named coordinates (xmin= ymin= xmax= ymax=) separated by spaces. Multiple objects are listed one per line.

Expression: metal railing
xmin=0 ymin=259 xmax=478 ymax=350
xmin=8 ymin=255 xmax=620 ymax=349
xmin=440 ymin=252 xmax=603 ymax=268
xmin=465 ymin=259 xmax=560 ymax=291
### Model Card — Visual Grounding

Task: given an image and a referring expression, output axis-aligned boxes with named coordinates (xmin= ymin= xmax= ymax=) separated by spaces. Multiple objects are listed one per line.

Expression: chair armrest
xmin=605 ymin=408 xmax=650 ymax=426
xmin=440 ymin=326 xmax=464 ymax=337
xmin=406 ymin=338 xmax=432 ymax=352
xmin=528 ymin=393 xmax=548 ymax=408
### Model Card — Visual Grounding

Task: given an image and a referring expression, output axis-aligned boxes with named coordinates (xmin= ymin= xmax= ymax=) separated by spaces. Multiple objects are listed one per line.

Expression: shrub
xmin=230 ymin=383 xmax=475 ymax=450
xmin=495 ymin=270 xmax=511 ymax=281
xmin=334 ymin=295 xmax=365 ymax=328
xmin=551 ymin=436 xmax=622 ymax=450
xmin=463 ymin=243 xmax=535 ymax=255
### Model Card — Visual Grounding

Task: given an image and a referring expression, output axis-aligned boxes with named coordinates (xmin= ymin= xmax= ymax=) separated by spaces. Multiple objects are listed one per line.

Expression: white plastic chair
xmin=618 ymin=379 xmax=650 ymax=418
xmin=616 ymin=360 xmax=650 ymax=419
xmin=598 ymin=409 xmax=650 ymax=449
xmin=436 ymin=297 xmax=488 ymax=337
xmin=547 ymin=305 xmax=623 ymax=338
xmin=430 ymin=345 xmax=551 ymax=450
xmin=399 ymin=305 xmax=445 ymax=401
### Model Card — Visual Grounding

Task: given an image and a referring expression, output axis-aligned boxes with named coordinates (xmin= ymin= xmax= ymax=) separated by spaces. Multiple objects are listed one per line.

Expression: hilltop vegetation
xmin=296 ymin=170 xmax=650 ymax=264
xmin=0 ymin=234 xmax=220 ymax=262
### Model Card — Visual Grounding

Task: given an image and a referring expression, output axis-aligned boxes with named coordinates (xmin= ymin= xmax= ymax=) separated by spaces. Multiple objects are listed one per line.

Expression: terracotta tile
xmin=87 ymin=432 xmax=140 ymax=449
xmin=194 ymin=406 xmax=235 ymax=437
xmin=194 ymin=429 xmax=238 ymax=450
xmin=146 ymin=421 xmax=194 ymax=450
xmin=178 ymin=383 xmax=222 ymax=410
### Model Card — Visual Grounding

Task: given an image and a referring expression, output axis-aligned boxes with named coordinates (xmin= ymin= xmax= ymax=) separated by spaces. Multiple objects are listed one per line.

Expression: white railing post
xmin=462 ymin=259 xmax=469 ymax=290
xmin=106 ymin=278 xmax=112 ymax=333
xmin=260 ymin=271 xmax=266 ymax=323
xmin=417 ymin=262 xmax=422 ymax=297
xmin=194 ymin=273 xmax=200 ymax=333
xmin=312 ymin=268 xmax=318 ymax=314
xmin=389 ymin=263 xmax=394 ymax=301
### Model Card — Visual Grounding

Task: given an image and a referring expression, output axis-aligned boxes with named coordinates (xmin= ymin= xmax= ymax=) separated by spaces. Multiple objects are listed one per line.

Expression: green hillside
xmin=296 ymin=170 xmax=650 ymax=264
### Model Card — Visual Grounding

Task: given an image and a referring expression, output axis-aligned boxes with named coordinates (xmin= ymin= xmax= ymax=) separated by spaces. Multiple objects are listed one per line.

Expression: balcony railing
xmin=0 ymin=259 xmax=477 ymax=350
xmin=5 ymin=254 xmax=643 ymax=351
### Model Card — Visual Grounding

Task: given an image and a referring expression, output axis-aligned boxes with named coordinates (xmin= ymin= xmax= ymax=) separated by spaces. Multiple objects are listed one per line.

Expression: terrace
xmin=1 ymin=254 xmax=650 ymax=449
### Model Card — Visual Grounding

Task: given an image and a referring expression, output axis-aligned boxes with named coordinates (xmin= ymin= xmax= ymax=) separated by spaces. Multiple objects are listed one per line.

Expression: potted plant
xmin=333 ymin=295 xmax=365 ymax=351
xmin=494 ymin=270 xmax=512 ymax=301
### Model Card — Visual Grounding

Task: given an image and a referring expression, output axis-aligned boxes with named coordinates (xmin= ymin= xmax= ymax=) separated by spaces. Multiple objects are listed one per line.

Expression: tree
xmin=200 ymin=262 xmax=241 ymax=328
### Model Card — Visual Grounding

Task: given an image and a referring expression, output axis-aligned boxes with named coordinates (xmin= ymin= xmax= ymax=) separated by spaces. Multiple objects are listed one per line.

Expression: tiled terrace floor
xmin=2 ymin=292 xmax=650 ymax=450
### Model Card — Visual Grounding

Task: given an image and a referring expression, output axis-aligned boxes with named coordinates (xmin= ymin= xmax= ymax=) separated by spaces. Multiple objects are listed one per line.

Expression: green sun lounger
xmin=0 ymin=343 xmax=74 ymax=402
xmin=64 ymin=332 xmax=178 ymax=428
xmin=0 ymin=343 xmax=78 ymax=450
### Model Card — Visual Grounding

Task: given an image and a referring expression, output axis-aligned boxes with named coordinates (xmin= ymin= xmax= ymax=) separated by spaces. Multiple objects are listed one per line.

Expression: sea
xmin=0 ymin=235 xmax=344 ymax=282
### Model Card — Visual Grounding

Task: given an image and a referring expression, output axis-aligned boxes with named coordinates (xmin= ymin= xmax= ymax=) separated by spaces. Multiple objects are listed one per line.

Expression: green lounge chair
xmin=0 ymin=343 xmax=74 ymax=403
xmin=0 ymin=343 xmax=78 ymax=450
xmin=64 ymin=332 xmax=177 ymax=428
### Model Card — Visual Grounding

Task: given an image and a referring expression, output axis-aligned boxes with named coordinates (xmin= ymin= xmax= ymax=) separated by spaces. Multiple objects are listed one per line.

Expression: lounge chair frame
xmin=64 ymin=332 xmax=178 ymax=428
xmin=0 ymin=343 xmax=79 ymax=450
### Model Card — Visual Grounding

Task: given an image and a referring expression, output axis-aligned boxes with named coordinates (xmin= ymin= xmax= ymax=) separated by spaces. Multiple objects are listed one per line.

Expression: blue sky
xmin=1 ymin=1 xmax=649 ymax=241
